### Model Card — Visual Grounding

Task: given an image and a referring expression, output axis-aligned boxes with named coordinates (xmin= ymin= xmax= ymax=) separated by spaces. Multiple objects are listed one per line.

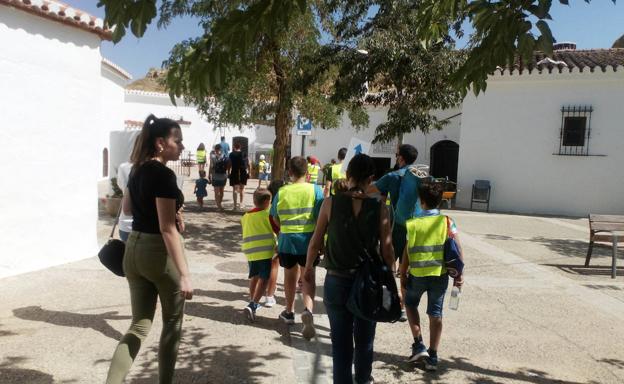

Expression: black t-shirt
xmin=129 ymin=160 xmax=184 ymax=234
xmin=325 ymin=193 xmax=381 ymax=271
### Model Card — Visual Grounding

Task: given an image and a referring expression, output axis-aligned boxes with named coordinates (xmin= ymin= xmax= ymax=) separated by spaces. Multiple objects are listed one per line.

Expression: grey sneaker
xmin=398 ymin=310 xmax=408 ymax=322
xmin=263 ymin=296 xmax=277 ymax=307
xmin=301 ymin=309 xmax=316 ymax=340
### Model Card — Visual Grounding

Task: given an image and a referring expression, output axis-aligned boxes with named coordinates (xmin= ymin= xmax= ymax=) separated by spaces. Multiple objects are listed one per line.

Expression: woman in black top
xmin=304 ymin=154 xmax=394 ymax=384
xmin=107 ymin=115 xmax=192 ymax=384
xmin=228 ymin=143 xmax=248 ymax=210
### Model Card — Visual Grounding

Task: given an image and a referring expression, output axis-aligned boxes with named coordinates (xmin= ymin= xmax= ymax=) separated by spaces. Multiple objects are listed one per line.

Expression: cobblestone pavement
xmin=1 ymin=174 xmax=623 ymax=383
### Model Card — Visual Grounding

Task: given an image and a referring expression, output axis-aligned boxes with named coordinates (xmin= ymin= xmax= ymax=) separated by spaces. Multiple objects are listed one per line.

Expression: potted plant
xmin=105 ymin=177 xmax=124 ymax=217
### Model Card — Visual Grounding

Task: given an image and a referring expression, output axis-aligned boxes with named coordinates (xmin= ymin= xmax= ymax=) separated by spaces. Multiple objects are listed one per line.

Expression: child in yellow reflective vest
xmin=241 ymin=188 xmax=278 ymax=322
xmin=399 ymin=181 xmax=464 ymax=371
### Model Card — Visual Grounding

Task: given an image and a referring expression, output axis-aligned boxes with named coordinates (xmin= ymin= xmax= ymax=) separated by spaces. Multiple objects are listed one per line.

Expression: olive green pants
xmin=107 ymin=231 xmax=186 ymax=384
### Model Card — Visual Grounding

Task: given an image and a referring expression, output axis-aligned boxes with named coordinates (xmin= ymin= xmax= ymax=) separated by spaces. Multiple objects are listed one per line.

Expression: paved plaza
xmin=1 ymin=176 xmax=624 ymax=383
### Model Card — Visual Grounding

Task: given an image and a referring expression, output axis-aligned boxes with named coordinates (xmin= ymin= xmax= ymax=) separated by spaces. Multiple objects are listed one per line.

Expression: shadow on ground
xmin=0 ymin=356 xmax=72 ymax=384
xmin=12 ymin=306 xmax=130 ymax=341
xmin=183 ymin=220 xmax=242 ymax=258
xmin=128 ymin=326 xmax=289 ymax=383
xmin=543 ymin=264 xmax=624 ymax=277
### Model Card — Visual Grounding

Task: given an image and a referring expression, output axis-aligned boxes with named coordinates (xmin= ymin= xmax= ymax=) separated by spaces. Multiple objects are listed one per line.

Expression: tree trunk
xmin=397 ymin=133 xmax=404 ymax=147
xmin=271 ymin=50 xmax=292 ymax=182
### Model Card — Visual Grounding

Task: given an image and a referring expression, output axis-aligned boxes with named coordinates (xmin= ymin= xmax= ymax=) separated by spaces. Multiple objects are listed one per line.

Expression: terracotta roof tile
xmin=125 ymin=119 xmax=191 ymax=129
xmin=503 ymin=49 xmax=624 ymax=75
xmin=0 ymin=0 xmax=112 ymax=40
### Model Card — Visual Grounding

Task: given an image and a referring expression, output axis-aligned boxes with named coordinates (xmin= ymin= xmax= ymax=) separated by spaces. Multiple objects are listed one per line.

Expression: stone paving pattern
xmin=1 ymin=173 xmax=624 ymax=383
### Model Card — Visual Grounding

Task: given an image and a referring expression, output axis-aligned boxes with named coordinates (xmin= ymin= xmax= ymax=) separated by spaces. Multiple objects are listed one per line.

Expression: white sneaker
xmin=264 ymin=296 xmax=277 ymax=307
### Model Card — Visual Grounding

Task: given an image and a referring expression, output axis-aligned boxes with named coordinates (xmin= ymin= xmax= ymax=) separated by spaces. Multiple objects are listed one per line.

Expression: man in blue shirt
xmin=368 ymin=144 xmax=422 ymax=321
xmin=219 ymin=136 xmax=230 ymax=157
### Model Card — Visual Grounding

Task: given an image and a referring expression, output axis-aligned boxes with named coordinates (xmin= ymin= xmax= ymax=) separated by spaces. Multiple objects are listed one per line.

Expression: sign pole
xmin=301 ymin=135 xmax=306 ymax=157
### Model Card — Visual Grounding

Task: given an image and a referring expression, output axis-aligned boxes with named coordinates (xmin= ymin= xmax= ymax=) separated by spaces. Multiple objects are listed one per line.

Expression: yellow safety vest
xmin=330 ymin=163 xmax=346 ymax=194
xmin=196 ymin=150 xmax=206 ymax=163
xmin=406 ymin=215 xmax=448 ymax=277
xmin=241 ymin=209 xmax=276 ymax=261
xmin=308 ymin=163 xmax=320 ymax=184
xmin=259 ymin=160 xmax=267 ymax=173
xmin=277 ymin=183 xmax=317 ymax=234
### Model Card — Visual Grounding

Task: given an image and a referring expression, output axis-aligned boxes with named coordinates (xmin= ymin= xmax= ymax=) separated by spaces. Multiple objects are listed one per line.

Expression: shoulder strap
xmin=109 ymin=201 xmax=123 ymax=239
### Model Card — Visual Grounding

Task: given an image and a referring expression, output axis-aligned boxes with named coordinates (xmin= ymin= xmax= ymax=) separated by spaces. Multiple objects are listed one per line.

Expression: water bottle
xmin=449 ymin=286 xmax=461 ymax=310
xmin=382 ymin=285 xmax=391 ymax=311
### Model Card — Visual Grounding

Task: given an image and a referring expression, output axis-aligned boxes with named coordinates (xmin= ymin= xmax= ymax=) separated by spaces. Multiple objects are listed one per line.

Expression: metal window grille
xmin=558 ymin=106 xmax=593 ymax=156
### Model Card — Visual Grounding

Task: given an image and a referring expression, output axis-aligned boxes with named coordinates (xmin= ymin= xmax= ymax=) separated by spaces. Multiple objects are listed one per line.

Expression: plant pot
xmin=106 ymin=197 xmax=122 ymax=217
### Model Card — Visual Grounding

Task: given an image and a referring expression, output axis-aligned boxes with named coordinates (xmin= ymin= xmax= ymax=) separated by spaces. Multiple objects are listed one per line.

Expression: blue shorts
xmin=404 ymin=274 xmax=449 ymax=318
xmin=259 ymin=173 xmax=269 ymax=181
xmin=248 ymin=259 xmax=272 ymax=280
xmin=212 ymin=178 xmax=226 ymax=187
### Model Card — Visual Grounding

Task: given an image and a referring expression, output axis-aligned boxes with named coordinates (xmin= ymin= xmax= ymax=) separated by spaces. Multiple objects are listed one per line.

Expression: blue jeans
xmin=323 ymin=274 xmax=376 ymax=384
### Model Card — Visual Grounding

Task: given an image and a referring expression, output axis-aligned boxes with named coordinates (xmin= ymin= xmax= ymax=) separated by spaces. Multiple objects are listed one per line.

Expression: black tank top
xmin=325 ymin=193 xmax=381 ymax=271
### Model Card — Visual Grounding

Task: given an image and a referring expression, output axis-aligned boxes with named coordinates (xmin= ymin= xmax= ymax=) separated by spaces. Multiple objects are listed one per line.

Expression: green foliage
xmin=99 ymin=0 xmax=616 ymax=146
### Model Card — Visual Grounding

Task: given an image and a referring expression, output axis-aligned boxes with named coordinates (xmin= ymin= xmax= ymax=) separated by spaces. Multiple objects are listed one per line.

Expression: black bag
xmin=214 ymin=156 xmax=228 ymax=174
xmin=98 ymin=203 xmax=125 ymax=277
xmin=98 ymin=238 xmax=125 ymax=277
xmin=346 ymin=199 xmax=402 ymax=323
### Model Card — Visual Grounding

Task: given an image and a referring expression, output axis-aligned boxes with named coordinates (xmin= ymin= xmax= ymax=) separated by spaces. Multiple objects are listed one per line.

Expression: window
xmin=558 ymin=106 xmax=592 ymax=156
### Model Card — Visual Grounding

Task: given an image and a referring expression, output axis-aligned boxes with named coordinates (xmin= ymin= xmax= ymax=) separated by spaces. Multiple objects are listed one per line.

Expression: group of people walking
xmin=106 ymin=114 xmax=465 ymax=384
xmin=194 ymin=137 xmax=249 ymax=211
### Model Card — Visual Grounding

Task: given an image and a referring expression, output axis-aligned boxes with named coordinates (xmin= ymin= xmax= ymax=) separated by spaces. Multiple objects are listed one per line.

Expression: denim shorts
xmin=248 ymin=258 xmax=272 ymax=280
xmin=404 ymin=274 xmax=449 ymax=318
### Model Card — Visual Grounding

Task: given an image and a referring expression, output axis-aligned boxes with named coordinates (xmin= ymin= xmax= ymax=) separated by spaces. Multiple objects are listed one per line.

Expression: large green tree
xmin=99 ymin=0 xmax=616 ymax=169
xmin=99 ymin=0 xmax=364 ymax=180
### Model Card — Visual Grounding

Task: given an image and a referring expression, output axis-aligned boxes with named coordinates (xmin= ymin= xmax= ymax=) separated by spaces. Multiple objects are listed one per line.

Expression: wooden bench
xmin=585 ymin=214 xmax=624 ymax=278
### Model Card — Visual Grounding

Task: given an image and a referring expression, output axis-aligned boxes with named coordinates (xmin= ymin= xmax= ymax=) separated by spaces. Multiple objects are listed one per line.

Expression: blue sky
xmin=69 ymin=1 xmax=623 ymax=80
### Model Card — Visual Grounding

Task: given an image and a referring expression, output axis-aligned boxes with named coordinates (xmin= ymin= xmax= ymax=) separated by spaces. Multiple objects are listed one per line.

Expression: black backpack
xmin=214 ymin=156 xmax=227 ymax=174
xmin=346 ymin=198 xmax=402 ymax=323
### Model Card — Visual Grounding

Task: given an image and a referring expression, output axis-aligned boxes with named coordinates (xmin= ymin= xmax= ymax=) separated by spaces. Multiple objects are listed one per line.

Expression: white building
xmin=0 ymin=0 xmax=111 ymax=277
xmin=457 ymin=48 xmax=624 ymax=216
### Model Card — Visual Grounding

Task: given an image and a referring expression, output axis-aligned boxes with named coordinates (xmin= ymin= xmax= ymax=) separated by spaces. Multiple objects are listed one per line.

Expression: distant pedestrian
xmin=228 ymin=143 xmax=248 ymax=210
xmin=325 ymin=148 xmax=347 ymax=197
xmin=210 ymin=144 xmax=228 ymax=210
xmin=304 ymin=153 xmax=394 ymax=384
xmin=194 ymin=170 xmax=209 ymax=209
xmin=241 ymin=188 xmax=278 ymax=322
xmin=106 ymin=114 xmax=192 ymax=384
xmin=196 ymin=142 xmax=207 ymax=172
xmin=271 ymin=157 xmax=323 ymax=331
xmin=257 ymin=154 xmax=269 ymax=188
xmin=219 ymin=136 xmax=230 ymax=157
xmin=116 ymin=161 xmax=133 ymax=242
xmin=307 ymin=157 xmax=321 ymax=185
xmin=400 ymin=181 xmax=464 ymax=371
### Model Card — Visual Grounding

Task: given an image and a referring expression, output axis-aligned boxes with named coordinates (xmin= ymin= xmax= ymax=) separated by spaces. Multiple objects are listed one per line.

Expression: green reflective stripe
xmin=243 ymin=245 xmax=275 ymax=255
xmin=278 ymin=207 xmax=314 ymax=215
xmin=242 ymin=233 xmax=275 ymax=243
xmin=410 ymin=259 xmax=443 ymax=268
xmin=282 ymin=218 xmax=315 ymax=226
xmin=408 ymin=244 xmax=444 ymax=253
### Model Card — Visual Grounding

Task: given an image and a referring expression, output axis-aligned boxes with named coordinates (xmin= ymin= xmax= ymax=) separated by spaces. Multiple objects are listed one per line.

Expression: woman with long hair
xmin=303 ymin=154 xmax=394 ymax=384
xmin=106 ymin=114 xmax=193 ymax=384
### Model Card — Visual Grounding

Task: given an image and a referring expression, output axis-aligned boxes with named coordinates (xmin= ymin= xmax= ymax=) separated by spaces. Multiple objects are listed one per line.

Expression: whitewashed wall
xmin=0 ymin=7 xmax=102 ymax=277
xmin=123 ymin=91 xmax=257 ymax=157
xmin=99 ymin=64 xmax=128 ymax=179
xmin=291 ymin=106 xmax=461 ymax=167
xmin=457 ymin=70 xmax=624 ymax=216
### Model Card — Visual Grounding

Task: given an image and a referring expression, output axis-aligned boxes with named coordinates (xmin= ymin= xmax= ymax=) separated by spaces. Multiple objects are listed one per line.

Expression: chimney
xmin=553 ymin=42 xmax=576 ymax=51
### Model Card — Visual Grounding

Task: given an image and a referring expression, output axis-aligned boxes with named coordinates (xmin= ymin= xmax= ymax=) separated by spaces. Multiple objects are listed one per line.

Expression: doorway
xmin=430 ymin=140 xmax=459 ymax=182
